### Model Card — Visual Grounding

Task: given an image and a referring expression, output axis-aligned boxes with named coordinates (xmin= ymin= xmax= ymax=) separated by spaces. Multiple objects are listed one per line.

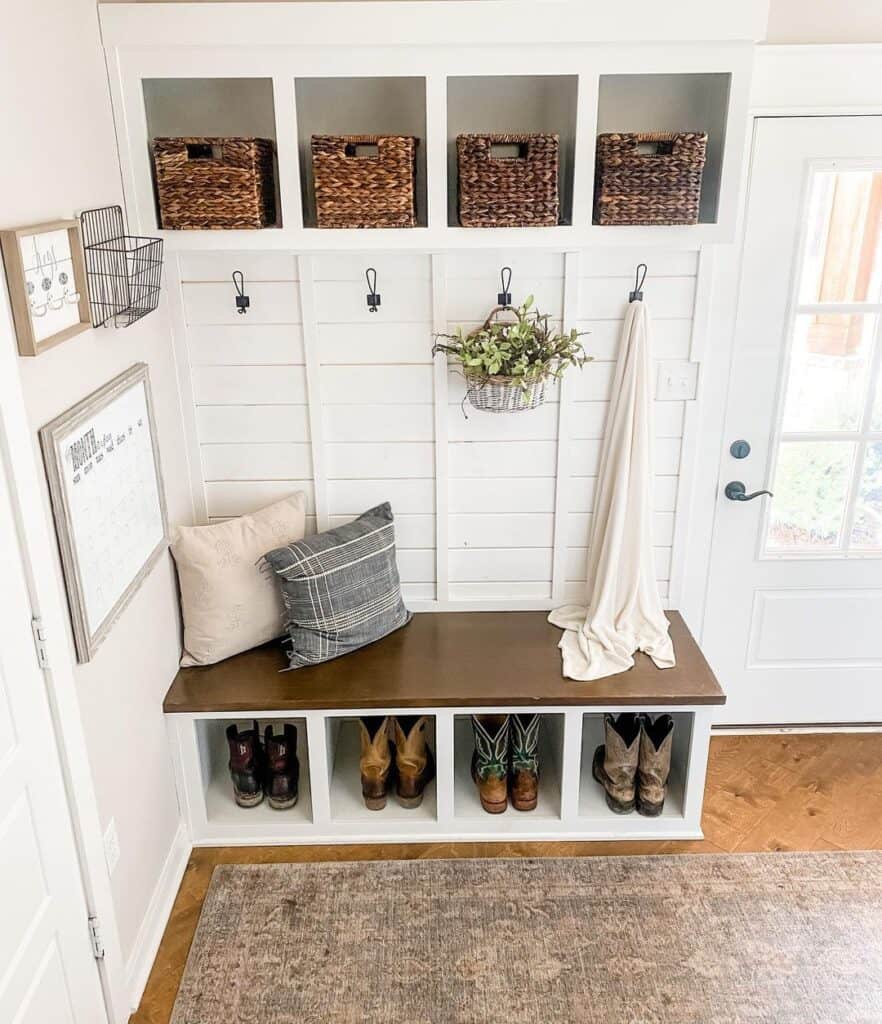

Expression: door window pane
xmin=767 ymin=441 xmax=854 ymax=550
xmin=799 ymin=170 xmax=882 ymax=305
xmin=851 ymin=443 xmax=882 ymax=549
xmin=782 ymin=314 xmax=876 ymax=432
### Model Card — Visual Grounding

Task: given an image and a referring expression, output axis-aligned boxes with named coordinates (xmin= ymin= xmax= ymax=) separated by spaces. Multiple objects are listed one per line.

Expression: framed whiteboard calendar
xmin=40 ymin=363 xmax=168 ymax=662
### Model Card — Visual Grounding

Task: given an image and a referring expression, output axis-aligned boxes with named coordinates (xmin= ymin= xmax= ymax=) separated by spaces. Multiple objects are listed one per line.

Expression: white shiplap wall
xmin=174 ymin=247 xmax=699 ymax=610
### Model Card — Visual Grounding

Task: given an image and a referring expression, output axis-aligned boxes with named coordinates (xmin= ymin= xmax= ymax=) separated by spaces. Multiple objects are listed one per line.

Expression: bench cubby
xmin=165 ymin=612 xmax=723 ymax=846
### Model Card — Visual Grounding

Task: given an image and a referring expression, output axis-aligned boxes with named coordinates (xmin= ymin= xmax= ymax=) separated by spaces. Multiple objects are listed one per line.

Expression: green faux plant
xmin=432 ymin=297 xmax=591 ymax=389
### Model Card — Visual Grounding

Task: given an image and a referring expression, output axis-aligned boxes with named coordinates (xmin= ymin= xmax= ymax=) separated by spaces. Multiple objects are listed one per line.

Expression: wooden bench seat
xmin=164 ymin=610 xmax=725 ymax=714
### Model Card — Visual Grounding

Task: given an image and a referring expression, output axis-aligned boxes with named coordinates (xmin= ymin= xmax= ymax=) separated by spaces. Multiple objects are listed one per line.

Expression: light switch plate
xmin=656 ymin=360 xmax=699 ymax=401
xmin=103 ymin=818 xmax=121 ymax=876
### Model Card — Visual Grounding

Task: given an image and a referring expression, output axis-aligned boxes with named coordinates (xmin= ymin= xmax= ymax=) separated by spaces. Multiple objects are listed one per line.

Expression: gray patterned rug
xmin=171 ymin=853 xmax=882 ymax=1024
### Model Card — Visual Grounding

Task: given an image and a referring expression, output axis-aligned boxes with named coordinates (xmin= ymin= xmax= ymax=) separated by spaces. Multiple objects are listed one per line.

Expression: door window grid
xmin=765 ymin=166 xmax=882 ymax=557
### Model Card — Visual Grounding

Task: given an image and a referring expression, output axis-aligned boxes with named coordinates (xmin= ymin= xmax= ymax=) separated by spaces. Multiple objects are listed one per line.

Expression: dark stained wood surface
xmin=164 ymin=611 xmax=725 ymax=713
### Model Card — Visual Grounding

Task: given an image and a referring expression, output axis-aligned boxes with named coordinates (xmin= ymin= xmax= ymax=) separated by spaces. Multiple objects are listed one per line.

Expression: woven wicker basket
xmin=457 ymin=133 xmax=559 ymax=228
xmin=464 ymin=369 xmax=547 ymax=414
xmin=152 ymin=137 xmax=276 ymax=230
xmin=594 ymin=132 xmax=708 ymax=226
xmin=312 ymin=135 xmax=418 ymax=229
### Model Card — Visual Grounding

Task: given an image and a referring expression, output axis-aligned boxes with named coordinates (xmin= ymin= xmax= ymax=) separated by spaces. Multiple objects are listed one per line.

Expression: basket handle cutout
xmin=489 ymin=142 xmax=529 ymax=160
xmin=186 ymin=142 xmax=222 ymax=161
xmin=635 ymin=139 xmax=676 ymax=157
xmin=344 ymin=142 xmax=380 ymax=159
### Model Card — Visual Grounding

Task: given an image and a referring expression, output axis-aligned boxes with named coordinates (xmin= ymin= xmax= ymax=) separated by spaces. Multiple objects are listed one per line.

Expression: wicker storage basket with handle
xmin=312 ymin=135 xmax=418 ymax=229
xmin=459 ymin=306 xmax=548 ymax=414
xmin=457 ymin=133 xmax=560 ymax=228
xmin=594 ymin=131 xmax=708 ymax=226
xmin=152 ymin=137 xmax=276 ymax=230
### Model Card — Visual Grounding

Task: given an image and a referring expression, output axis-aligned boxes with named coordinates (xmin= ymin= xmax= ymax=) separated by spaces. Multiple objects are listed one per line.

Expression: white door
xmin=0 ymin=453 xmax=107 ymax=1022
xmin=704 ymin=116 xmax=882 ymax=725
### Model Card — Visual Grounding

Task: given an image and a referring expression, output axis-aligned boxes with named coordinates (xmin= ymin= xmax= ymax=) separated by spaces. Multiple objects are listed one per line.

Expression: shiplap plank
xmin=567 ymin=512 xmax=675 ymax=548
xmin=449 ymin=440 xmax=558 ymax=479
xmin=446 ymin=277 xmax=564 ymax=321
xmin=446 ymin=251 xmax=564 ymax=280
xmin=201 ymin=443 xmax=312 ymax=481
xmin=326 ymin=442 xmax=434 ymax=479
xmin=448 ymin=581 xmax=552 ymax=601
xmin=192 ymin=366 xmax=308 ymax=405
xmin=205 ymin=481 xmax=316 ymax=518
xmin=396 ymin=549 xmax=436 ymax=583
xmin=321 ymin=365 xmax=434 ymax=405
xmin=565 ymin=546 xmax=672 ymax=582
xmin=449 ymin=477 xmax=556 ymax=514
xmin=402 ymin=583 xmax=437 ymax=601
xmin=449 ymin=513 xmax=554 ymax=549
xmin=559 ymin=580 xmax=669 ymax=603
xmin=189 ymin=325 xmax=305 ymax=366
xmin=314 ymin=278 xmax=432 ymax=323
xmin=318 ymin=322 xmax=432 ymax=364
xmin=569 ymin=474 xmax=679 ymax=513
xmin=449 ymin=547 xmax=553 ymax=583
xmin=568 ymin=401 xmax=683 ymax=440
xmin=311 ymin=253 xmax=431 ymax=281
xmin=183 ymin=282 xmax=302 ymax=325
xmin=449 ymin=402 xmax=559 ymax=441
xmin=328 ymin=514 xmax=435 ymax=549
xmin=196 ymin=405 xmax=310 ymax=444
xmin=327 ymin=478 xmax=435 ymax=515
xmin=579 ymin=277 xmax=696 ymax=319
xmin=569 ymin=361 xmax=616 ymax=402
xmin=179 ymin=252 xmax=298 ymax=282
xmin=323 ymin=404 xmax=434 ymax=442
xmin=578 ymin=318 xmax=693 ymax=361
xmin=578 ymin=250 xmax=698 ymax=277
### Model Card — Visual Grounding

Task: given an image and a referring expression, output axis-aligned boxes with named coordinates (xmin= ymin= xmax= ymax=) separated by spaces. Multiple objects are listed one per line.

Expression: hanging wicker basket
xmin=463 ymin=368 xmax=547 ymax=414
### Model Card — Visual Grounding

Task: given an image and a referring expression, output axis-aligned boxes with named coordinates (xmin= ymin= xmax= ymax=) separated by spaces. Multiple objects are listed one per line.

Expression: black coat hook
xmin=629 ymin=263 xmax=647 ymax=303
xmin=498 ymin=266 xmax=512 ymax=306
xmin=232 ymin=270 xmax=249 ymax=314
xmin=365 ymin=267 xmax=381 ymax=312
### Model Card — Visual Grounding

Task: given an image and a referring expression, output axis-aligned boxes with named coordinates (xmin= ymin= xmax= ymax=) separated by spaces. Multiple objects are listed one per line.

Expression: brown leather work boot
xmin=637 ymin=714 xmax=674 ymax=817
xmin=392 ymin=716 xmax=435 ymax=808
xmin=592 ymin=713 xmax=640 ymax=814
xmin=264 ymin=723 xmax=300 ymax=810
xmin=226 ymin=721 xmax=264 ymax=808
xmin=510 ymin=714 xmax=540 ymax=811
xmin=359 ymin=716 xmax=394 ymax=810
xmin=471 ymin=715 xmax=510 ymax=814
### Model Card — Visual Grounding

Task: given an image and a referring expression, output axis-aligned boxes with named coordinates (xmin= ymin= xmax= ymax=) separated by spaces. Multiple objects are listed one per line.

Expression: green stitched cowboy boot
xmin=510 ymin=714 xmax=541 ymax=811
xmin=471 ymin=715 xmax=510 ymax=814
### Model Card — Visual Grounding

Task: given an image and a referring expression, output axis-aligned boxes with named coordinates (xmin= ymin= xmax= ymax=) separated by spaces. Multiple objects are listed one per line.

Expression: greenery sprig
xmin=432 ymin=296 xmax=590 ymax=389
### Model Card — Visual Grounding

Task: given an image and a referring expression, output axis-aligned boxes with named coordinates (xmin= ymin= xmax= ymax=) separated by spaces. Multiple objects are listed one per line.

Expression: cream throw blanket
xmin=549 ymin=298 xmax=675 ymax=680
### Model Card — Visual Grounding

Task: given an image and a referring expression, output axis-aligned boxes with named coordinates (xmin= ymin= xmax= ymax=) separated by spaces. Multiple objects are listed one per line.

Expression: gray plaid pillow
xmin=263 ymin=502 xmax=412 ymax=669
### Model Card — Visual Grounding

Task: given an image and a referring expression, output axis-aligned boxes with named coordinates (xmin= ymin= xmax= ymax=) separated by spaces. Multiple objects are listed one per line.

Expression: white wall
xmin=0 ymin=0 xmax=190 ymax=971
xmin=766 ymin=0 xmax=882 ymax=43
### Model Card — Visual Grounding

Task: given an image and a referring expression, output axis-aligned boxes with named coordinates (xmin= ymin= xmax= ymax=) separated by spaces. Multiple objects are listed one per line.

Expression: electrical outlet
xmin=656 ymin=360 xmax=699 ymax=401
xmin=103 ymin=818 xmax=121 ymax=876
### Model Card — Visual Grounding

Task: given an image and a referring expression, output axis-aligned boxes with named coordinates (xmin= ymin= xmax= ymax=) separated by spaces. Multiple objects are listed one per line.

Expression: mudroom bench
xmin=163 ymin=611 xmax=725 ymax=846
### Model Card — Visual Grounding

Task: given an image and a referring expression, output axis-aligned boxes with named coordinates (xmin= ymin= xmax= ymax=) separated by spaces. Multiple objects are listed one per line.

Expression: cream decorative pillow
xmin=171 ymin=492 xmax=307 ymax=667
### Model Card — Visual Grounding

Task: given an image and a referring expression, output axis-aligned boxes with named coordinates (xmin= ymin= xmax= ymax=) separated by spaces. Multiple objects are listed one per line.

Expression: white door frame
xmin=681 ymin=45 xmax=882 ymax=657
xmin=0 ymin=284 xmax=129 ymax=1021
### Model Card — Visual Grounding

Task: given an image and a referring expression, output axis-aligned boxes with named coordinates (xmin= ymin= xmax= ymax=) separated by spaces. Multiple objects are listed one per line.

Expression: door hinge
xmin=88 ymin=916 xmax=105 ymax=959
xmin=31 ymin=617 xmax=50 ymax=669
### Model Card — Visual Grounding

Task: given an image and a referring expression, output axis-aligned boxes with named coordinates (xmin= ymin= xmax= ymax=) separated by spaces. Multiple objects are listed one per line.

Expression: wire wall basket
xmin=80 ymin=205 xmax=163 ymax=328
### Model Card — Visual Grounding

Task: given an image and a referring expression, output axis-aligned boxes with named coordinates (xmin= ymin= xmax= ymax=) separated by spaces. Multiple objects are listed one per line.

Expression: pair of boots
xmin=471 ymin=714 xmax=540 ymax=814
xmin=592 ymin=713 xmax=673 ymax=816
xmin=226 ymin=722 xmax=300 ymax=810
xmin=359 ymin=716 xmax=435 ymax=810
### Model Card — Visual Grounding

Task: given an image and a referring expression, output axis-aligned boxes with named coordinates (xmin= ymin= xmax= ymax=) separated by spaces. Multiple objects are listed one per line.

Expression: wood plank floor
xmin=131 ymin=732 xmax=882 ymax=1024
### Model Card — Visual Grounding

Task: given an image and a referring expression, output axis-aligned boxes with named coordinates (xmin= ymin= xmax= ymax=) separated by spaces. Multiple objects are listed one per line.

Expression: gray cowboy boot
xmin=471 ymin=715 xmax=510 ymax=814
xmin=637 ymin=714 xmax=674 ymax=817
xmin=592 ymin=713 xmax=640 ymax=814
xmin=510 ymin=714 xmax=541 ymax=811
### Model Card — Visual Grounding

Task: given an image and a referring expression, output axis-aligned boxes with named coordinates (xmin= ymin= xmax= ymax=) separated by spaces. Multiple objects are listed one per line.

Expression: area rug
xmin=171 ymin=852 xmax=882 ymax=1024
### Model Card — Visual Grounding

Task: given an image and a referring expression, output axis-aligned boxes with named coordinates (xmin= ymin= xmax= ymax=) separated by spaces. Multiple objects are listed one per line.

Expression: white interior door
xmin=0 ymin=454 xmax=107 ymax=1022
xmin=704 ymin=116 xmax=882 ymax=725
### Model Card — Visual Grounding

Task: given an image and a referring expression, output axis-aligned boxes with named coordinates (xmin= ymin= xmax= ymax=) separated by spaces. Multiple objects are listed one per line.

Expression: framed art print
xmin=39 ymin=363 xmax=169 ymax=662
xmin=1 ymin=219 xmax=90 ymax=356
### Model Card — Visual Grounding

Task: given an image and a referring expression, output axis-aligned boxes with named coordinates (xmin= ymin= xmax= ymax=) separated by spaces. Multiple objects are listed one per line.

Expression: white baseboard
xmin=125 ymin=821 xmax=192 ymax=1013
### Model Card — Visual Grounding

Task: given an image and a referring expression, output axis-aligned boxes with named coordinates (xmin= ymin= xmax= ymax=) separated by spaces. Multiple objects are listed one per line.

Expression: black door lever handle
xmin=725 ymin=480 xmax=773 ymax=502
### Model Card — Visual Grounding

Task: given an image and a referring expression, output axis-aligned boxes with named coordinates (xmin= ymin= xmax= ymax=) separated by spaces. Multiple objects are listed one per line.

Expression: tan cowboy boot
xmin=637 ymin=714 xmax=674 ymax=817
xmin=509 ymin=714 xmax=540 ymax=812
xmin=471 ymin=715 xmax=510 ymax=814
xmin=359 ymin=716 xmax=393 ymax=810
xmin=392 ymin=716 xmax=435 ymax=808
xmin=592 ymin=713 xmax=640 ymax=814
